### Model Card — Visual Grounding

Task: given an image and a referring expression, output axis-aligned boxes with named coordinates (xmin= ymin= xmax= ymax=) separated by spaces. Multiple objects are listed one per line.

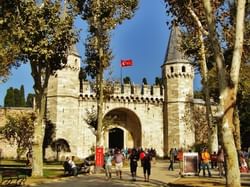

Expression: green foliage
xmin=0 ymin=1 xmax=23 ymax=81
xmin=43 ymin=120 xmax=56 ymax=150
xmin=1 ymin=0 xmax=78 ymax=96
xmin=194 ymin=90 xmax=204 ymax=99
xmin=123 ymin=76 xmax=131 ymax=84
xmin=75 ymin=0 xmax=138 ymax=78
xmin=79 ymin=67 xmax=87 ymax=81
xmin=154 ymin=77 xmax=163 ymax=86
xmin=84 ymin=107 xmax=117 ymax=135
xmin=14 ymin=88 xmax=21 ymax=107
xmin=142 ymin=77 xmax=148 ymax=85
xmin=26 ymin=93 xmax=35 ymax=107
xmin=0 ymin=112 xmax=36 ymax=159
xmin=20 ymin=85 xmax=25 ymax=107
xmin=4 ymin=85 xmax=26 ymax=107
xmin=238 ymin=64 xmax=250 ymax=148
xmin=1 ymin=0 xmax=78 ymax=175
xmin=4 ymin=87 xmax=15 ymax=107
xmin=79 ymin=67 xmax=87 ymax=92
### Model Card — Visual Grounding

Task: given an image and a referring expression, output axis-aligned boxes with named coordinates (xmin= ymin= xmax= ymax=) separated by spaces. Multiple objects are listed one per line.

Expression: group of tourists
xmin=104 ymin=147 xmax=155 ymax=182
xmin=168 ymin=145 xmax=250 ymax=177
xmin=64 ymin=145 xmax=249 ymax=181
xmin=64 ymin=156 xmax=78 ymax=176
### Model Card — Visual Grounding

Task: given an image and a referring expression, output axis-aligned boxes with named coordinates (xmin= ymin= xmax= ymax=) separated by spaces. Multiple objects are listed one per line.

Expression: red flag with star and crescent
xmin=120 ymin=59 xmax=133 ymax=67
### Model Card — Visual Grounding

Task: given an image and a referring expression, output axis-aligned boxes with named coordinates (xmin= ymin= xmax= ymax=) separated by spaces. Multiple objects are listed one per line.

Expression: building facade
xmin=0 ymin=26 xmax=207 ymax=160
xmin=45 ymin=25 xmax=196 ymax=159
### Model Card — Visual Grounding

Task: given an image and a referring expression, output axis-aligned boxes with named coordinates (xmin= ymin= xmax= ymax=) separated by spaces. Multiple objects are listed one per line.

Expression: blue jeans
xmin=202 ymin=162 xmax=211 ymax=176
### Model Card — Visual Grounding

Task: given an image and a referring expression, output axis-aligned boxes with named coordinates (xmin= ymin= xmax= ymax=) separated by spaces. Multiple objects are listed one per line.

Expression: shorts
xmin=115 ymin=162 xmax=123 ymax=171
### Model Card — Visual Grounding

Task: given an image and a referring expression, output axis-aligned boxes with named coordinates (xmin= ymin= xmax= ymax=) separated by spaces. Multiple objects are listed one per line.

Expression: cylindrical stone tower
xmin=162 ymin=25 xmax=195 ymax=155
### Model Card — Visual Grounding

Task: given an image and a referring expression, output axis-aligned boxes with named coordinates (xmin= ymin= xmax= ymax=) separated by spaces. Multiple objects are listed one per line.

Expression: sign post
xmin=183 ymin=152 xmax=199 ymax=175
xmin=95 ymin=147 xmax=104 ymax=167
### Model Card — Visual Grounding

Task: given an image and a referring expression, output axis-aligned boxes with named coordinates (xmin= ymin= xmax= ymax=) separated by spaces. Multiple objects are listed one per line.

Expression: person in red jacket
xmin=139 ymin=149 xmax=145 ymax=167
xmin=210 ymin=151 xmax=218 ymax=169
xmin=177 ymin=148 xmax=184 ymax=176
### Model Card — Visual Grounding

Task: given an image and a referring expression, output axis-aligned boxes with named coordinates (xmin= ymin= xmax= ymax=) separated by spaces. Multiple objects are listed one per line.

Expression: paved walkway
xmin=25 ymin=160 xmax=250 ymax=187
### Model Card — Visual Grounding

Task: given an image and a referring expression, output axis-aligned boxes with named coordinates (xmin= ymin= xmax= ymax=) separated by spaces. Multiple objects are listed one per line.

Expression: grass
xmin=0 ymin=159 xmax=65 ymax=178
xmin=43 ymin=169 xmax=64 ymax=178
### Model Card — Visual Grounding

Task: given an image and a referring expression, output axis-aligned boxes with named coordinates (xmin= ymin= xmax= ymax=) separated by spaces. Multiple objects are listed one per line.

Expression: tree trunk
xmin=202 ymin=0 xmax=245 ymax=186
xmin=95 ymin=0 xmax=104 ymax=148
xmin=233 ymin=108 xmax=241 ymax=151
xmin=16 ymin=145 xmax=21 ymax=161
xmin=197 ymin=30 xmax=218 ymax=152
xmin=187 ymin=6 xmax=218 ymax=152
xmin=96 ymin=66 xmax=104 ymax=147
xmin=222 ymin=88 xmax=241 ymax=187
xmin=32 ymin=93 xmax=46 ymax=177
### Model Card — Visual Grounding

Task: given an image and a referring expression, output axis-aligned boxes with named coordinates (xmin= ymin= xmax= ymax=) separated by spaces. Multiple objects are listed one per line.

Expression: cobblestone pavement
xmin=26 ymin=160 xmax=179 ymax=187
xmin=25 ymin=160 xmax=250 ymax=187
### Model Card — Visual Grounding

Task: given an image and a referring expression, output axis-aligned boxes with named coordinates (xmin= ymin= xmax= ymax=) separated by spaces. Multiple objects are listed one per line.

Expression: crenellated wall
xmin=81 ymin=82 xmax=164 ymax=101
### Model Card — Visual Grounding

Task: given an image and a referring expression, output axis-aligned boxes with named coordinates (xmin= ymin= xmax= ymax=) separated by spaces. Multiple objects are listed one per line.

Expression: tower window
xmin=170 ymin=66 xmax=174 ymax=73
xmin=75 ymin=59 xmax=78 ymax=66
xmin=182 ymin=66 xmax=186 ymax=72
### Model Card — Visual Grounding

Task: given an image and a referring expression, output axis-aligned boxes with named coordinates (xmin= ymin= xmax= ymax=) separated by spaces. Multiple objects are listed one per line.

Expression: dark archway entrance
xmin=109 ymin=128 xmax=124 ymax=149
xmin=104 ymin=108 xmax=142 ymax=149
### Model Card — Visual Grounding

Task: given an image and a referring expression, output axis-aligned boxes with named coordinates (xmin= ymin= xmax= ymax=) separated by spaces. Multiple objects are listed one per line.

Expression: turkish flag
xmin=121 ymin=59 xmax=133 ymax=67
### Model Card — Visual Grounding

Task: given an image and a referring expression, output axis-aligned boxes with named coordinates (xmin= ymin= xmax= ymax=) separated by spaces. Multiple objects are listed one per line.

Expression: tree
xmin=4 ymin=87 xmax=15 ymax=107
xmin=235 ymin=63 xmax=250 ymax=148
xmin=203 ymin=2 xmax=246 ymax=187
xmin=165 ymin=1 xmax=217 ymax=153
xmin=43 ymin=120 xmax=56 ymax=159
xmin=14 ymin=88 xmax=20 ymax=107
xmin=4 ymin=86 xmax=26 ymax=107
xmin=142 ymin=77 xmax=148 ymax=85
xmin=26 ymin=93 xmax=35 ymax=107
xmin=164 ymin=1 xmax=246 ymax=186
xmin=0 ymin=1 xmax=23 ymax=82
xmin=0 ymin=112 xmax=35 ymax=160
xmin=123 ymin=76 xmax=131 ymax=84
xmin=20 ymin=85 xmax=25 ymax=107
xmin=79 ymin=67 xmax=87 ymax=92
xmin=75 ymin=0 xmax=138 ymax=148
xmin=154 ymin=77 xmax=163 ymax=86
xmin=84 ymin=107 xmax=117 ymax=136
xmin=1 ymin=0 xmax=77 ymax=176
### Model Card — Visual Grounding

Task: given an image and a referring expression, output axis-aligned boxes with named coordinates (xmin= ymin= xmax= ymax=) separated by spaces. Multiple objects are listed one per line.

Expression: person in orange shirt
xmin=177 ymin=148 xmax=184 ymax=177
xmin=201 ymin=147 xmax=212 ymax=177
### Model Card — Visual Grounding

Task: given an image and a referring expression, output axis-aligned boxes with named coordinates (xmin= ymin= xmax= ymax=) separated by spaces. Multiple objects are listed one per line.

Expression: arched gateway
xmin=104 ymin=108 xmax=142 ymax=150
xmin=45 ymin=25 xmax=197 ymax=160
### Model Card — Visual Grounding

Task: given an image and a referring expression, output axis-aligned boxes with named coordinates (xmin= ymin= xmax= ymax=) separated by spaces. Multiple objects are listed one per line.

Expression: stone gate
xmin=45 ymin=25 xmax=196 ymax=159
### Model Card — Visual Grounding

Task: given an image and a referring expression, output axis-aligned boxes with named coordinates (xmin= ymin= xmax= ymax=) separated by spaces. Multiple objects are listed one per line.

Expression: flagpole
xmin=120 ymin=65 xmax=123 ymax=85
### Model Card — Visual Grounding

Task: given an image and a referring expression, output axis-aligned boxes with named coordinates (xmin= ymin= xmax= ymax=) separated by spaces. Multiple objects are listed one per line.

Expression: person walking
xmin=114 ymin=149 xmax=124 ymax=179
xmin=143 ymin=149 xmax=152 ymax=182
xmin=197 ymin=151 xmax=202 ymax=176
xmin=177 ymin=148 xmax=184 ymax=177
xmin=129 ymin=148 xmax=139 ymax=181
xmin=201 ymin=148 xmax=211 ymax=177
xmin=139 ymin=149 xmax=145 ymax=167
xmin=240 ymin=153 xmax=249 ymax=173
xmin=210 ymin=151 xmax=217 ymax=169
xmin=217 ymin=146 xmax=225 ymax=177
xmin=104 ymin=152 xmax=113 ymax=180
xmin=168 ymin=148 xmax=175 ymax=171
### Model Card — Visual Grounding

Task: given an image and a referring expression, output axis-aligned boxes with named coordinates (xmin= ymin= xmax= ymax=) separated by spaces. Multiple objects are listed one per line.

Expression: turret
xmin=162 ymin=25 xmax=195 ymax=155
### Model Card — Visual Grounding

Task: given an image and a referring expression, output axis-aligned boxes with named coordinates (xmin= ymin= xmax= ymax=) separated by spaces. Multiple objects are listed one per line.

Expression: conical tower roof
xmin=69 ymin=43 xmax=80 ymax=57
xmin=164 ymin=25 xmax=189 ymax=64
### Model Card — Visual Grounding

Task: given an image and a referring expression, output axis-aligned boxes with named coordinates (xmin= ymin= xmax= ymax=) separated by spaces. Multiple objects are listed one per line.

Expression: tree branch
xmin=186 ymin=6 xmax=209 ymax=36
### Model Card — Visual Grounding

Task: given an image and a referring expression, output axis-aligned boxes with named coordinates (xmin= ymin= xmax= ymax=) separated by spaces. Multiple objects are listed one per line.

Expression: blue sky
xmin=0 ymin=0 xmax=201 ymax=106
